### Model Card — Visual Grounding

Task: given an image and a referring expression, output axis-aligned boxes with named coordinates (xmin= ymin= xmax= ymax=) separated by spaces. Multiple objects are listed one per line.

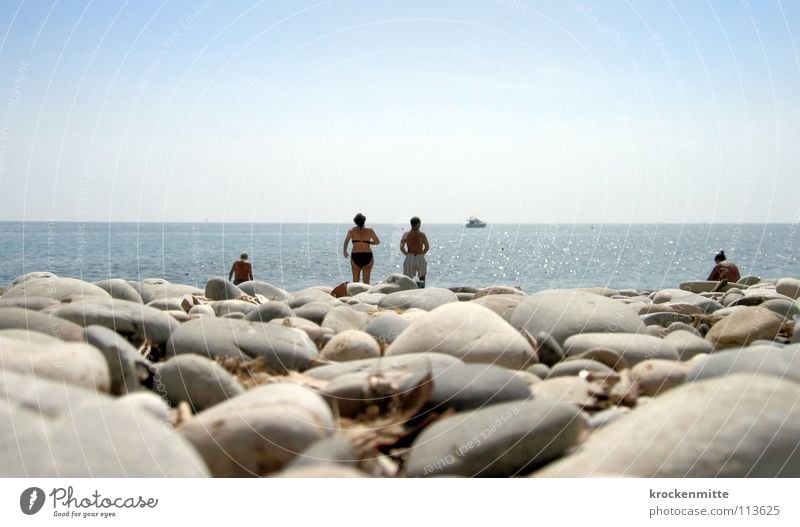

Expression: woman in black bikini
xmin=342 ymin=213 xmax=380 ymax=284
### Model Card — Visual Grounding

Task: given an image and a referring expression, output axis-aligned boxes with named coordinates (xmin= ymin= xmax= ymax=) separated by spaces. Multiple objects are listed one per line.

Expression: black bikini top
xmin=352 ymin=239 xmax=371 ymax=245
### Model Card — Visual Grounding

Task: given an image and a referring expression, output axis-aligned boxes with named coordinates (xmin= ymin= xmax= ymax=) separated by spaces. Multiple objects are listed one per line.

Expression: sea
xmin=0 ymin=222 xmax=797 ymax=293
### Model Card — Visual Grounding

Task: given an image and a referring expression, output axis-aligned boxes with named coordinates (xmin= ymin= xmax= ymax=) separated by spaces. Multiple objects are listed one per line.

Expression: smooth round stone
xmin=0 ymin=334 xmax=110 ymax=392
xmin=640 ymin=311 xmax=694 ymax=327
xmin=427 ymin=363 xmax=532 ymax=412
xmin=188 ymin=304 xmax=216 ymax=317
xmin=0 ymin=328 xmax=62 ymax=344
xmin=686 ymin=344 xmax=800 ymax=383
xmin=548 ymin=359 xmax=614 ymax=378
xmin=348 ymin=302 xmax=378 ymax=314
xmin=514 ymin=371 xmax=541 ymax=386
xmin=663 ymin=330 xmax=713 ymax=360
xmin=321 ymin=330 xmax=380 ymax=362
xmin=211 ymin=299 xmax=256 ymax=317
xmin=156 ymin=354 xmax=244 ymax=412
xmin=287 ymin=287 xmax=337 ymax=305
xmin=0 ymin=306 xmax=85 ymax=342
xmin=449 ymin=286 xmax=479 ymax=294
xmin=533 ymin=331 xmax=564 ymax=367
xmin=705 ymin=306 xmax=783 ymax=349
xmin=378 ymin=288 xmax=459 ymax=312
xmin=563 ymin=333 xmax=679 ymax=366
xmin=577 ymin=287 xmax=620 ymax=297
xmin=204 ymin=277 xmax=244 ymax=301
xmin=115 ymin=391 xmax=172 ymax=423
xmin=93 ymin=279 xmax=144 ymax=303
xmin=737 ymin=275 xmax=760 ymax=286
xmin=511 ymin=289 xmax=646 ymax=347
xmin=167 ymin=317 xmax=319 ymax=372
xmin=321 ymin=305 xmax=369 ymax=333
xmin=666 ymin=302 xmax=704 ymax=316
xmin=285 ymin=436 xmax=358 ymax=469
xmin=587 ymin=408 xmax=629 ymax=429
xmin=0 ymin=296 xmax=59 ymax=311
xmin=457 ymin=292 xmax=474 ymax=301
xmin=146 ymin=297 xmax=185 ymax=311
xmin=367 ymin=273 xmax=418 ymax=294
xmin=243 ymin=301 xmax=293 ymax=323
xmin=351 ymin=292 xmax=386 ymax=306
xmin=532 ymin=376 xmax=595 ymax=407
xmin=566 ymin=349 xmax=628 ymax=371
xmin=665 ymin=322 xmax=700 ymax=336
xmin=406 ymin=399 xmax=586 ymax=477
xmin=180 ymin=384 xmax=333 ymax=476
xmin=346 ymin=282 xmax=372 ymax=296
xmin=400 ymin=308 xmax=429 ymax=322
xmin=364 ymin=311 xmax=411 ymax=346
xmin=53 ymin=298 xmax=179 ymax=351
xmin=634 ymin=303 xmax=674 ymax=316
xmin=1 ymin=398 xmax=210 ymax=477
xmin=526 ymin=363 xmax=551 ymax=379
xmin=322 ymin=368 xmax=427 ymax=417
xmin=275 ymin=464 xmax=366 ymax=477
xmin=470 ymin=294 xmax=522 ymax=323
xmin=722 ymin=290 xmax=745 ymax=307
xmin=711 ymin=305 xmax=749 ymax=317
xmin=776 ymin=277 xmax=800 ymax=300
xmin=629 ymin=359 xmax=689 ymax=396
xmin=729 ymin=290 xmax=792 ymax=307
xmin=305 ymin=352 xmax=463 ymax=381
xmin=472 ymin=286 xmax=524 ymax=299
xmin=237 ymin=280 xmax=289 ymax=301
xmin=651 ymin=289 xmax=722 ymax=313
xmin=2 ymin=276 xmax=111 ymax=302
xmin=679 ymin=280 xmax=740 ymax=294
xmin=5 ymin=271 xmax=57 ymax=290
xmin=135 ymin=280 xmax=203 ymax=304
xmin=84 ymin=325 xmax=150 ymax=395
xmin=386 ymin=302 xmax=535 ymax=369
xmin=269 ymin=317 xmax=334 ymax=348
xmin=294 ymin=301 xmax=337 ymax=325
xmin=0 ymin=368 xmax=111 ymax=418
xmin=761 ymin=298 xmax=800 ymax=321
xmin=535 ymin=373 xmax=800 ymax=477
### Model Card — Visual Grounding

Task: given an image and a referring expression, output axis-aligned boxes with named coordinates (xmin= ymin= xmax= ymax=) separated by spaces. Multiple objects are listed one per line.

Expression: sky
xmin=0 ymin=0 xmax=798 ymax=224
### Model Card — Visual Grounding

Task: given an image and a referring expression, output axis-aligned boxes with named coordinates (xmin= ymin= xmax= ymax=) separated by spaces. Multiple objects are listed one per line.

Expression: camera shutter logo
xmin=20 ymin=487 xmax=45 ymax=515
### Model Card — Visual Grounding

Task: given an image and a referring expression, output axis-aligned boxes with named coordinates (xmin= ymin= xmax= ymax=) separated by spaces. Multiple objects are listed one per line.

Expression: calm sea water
xmin=0 ymin=222 xmax=797 ymax=293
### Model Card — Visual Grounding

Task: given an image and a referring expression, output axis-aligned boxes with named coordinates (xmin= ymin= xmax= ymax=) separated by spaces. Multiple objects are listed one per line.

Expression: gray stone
xmin=651 ymin=289 xmax=722 ymax=313
xmin=761 ymin=298 xmax=800 ymax=321
xmin=0 ymin=306 xmax=85 ymax=342
xmin=0 ymin=334 xmax=110 ymax=392
xmin=367 ymin=273 xmax=418 ymax=294
xmin=776 ymin=277 xmax=800 ymax=300
xmin=188 ymin=304 xmax=216 ymax=317
xmin=386 ymin=302 xmax=535 ymax=369
xmin=364 ymin=311 xmax=411 ymax=346
xmin=587 ymin=408 xmax=630 ymax=429
xmin=686 ymin=344 xmax=800 ymax=383
xmin=679 ymin=280 xmax=740 ymax=294
xmin=0 ymin=297 xmax=59 ymax=311
xmin=663 ymin=330 xmax=713 ymax=360
xmin=705 ymin=306 xmax=783 ymax=349
xmin=629 ymin=359 xmax=689 ymax=396
xmin=146 ymin=297 xmax=186 ymax=311
xmin=472 ymin=286 xmax=524 ymax=299
xmin=166 ymin=317 xmax=319 ymax=372
xmin=93 ymin=278 xmax=144 ymax=303
xmin=115 ymin=391 xmax=172 ymax=423
xmin=526 ymin=363 xmax=551 ymax=379
xmin=84 ymin=325 xmax=151 ymax=395
xmin=406 ymin=399 xmax=586 ymax=477
xmin=427 ymin=364 xmax=532 ymax=413
xmin=577 ymin=287 xmax=619 ymax=297
xmin=204 ymin=277 xmax=244 ymax=301
xmin=0 ymin=368 xmax=110 ymax=418
xmin=563 ymin=333 xmax=680 ymax=366
xmin=243 ymin=301 xmax=293 ymax=323
xmin=156 ymin=354 xmax=244 ymax=412
xmin=321 ymin=305 xmax=370 ymax=333
xmin=179 ymin=383 xmax=333 ymax=476
xmin=275 ymin=464 xmax=366 ymax=477
xmin=285 ymin=436 xmax=358 ymax=469
xmin=321 ymin=368 xmax=428 ymax=417
xmin=511 ymin=289 xmax=647 ymax=347
xmin=294 ymin=301 xmax=337 ymax=325
xmin=136 ymin=280 xmax=203 ymax=304
xmin=351 ymin=292 xmax=386 ymax=306
xmin=237 ymin=280 xmax=289 ymax=301
xmin=665 ymin=322 xmax=700 ymax=336
xmin=456 ymin=292 xmax=475 ymax=301
xmin=535 ymin=374 xmax=800 ymax=477
xmin=640 ymin=311 xmax=694 ymax=327
xmin=1 ymin=397 xmax=210 ymax=477
xmin=548 ymin=359 xmax=614 ymax=378
xmin=346 ymin=282 xmax=372 ymax=296
xmin=305 ymin=352 xmax=462 ymax=381
xmin=287 ymin=287 xmax=336 ymax=307
xmin=737 ymin=275 xmax=761 ymax=286
xmin=268 ymin=317 xmax=335 ymax=348
xmin=378 ymin=288 xmax=459 ymax=311
xmin=5 ymin=271 xmax=57 ymax=290
xmin=321 ymin=330 xmax=381 ymax=362
xmin=534 ymin=331 xmax=564 ymax=367
xmin=54 ymin=298 xmax=179 ymax=351
xmin=470 ymin=294 xmax=522 ymax=323
xmin=211 ymin=299 xmax=256 ymax=317
xmin=567 ymin=348 xmax=628 ymax=371
xmin=2 ymin=276 xmax=111 ymax=302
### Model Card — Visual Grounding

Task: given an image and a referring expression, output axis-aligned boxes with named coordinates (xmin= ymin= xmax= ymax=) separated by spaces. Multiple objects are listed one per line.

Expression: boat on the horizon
xmin=465 ymin=216 xmax=487 ymax=228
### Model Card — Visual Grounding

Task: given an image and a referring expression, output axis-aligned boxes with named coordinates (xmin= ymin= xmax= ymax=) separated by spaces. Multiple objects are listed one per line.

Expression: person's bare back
xmin=401 ymin=229 xmax=429 ymax=255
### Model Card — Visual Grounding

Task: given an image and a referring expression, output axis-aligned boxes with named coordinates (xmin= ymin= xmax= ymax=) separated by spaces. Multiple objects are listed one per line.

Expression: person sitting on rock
xmin=707 ymin=250 xmax=741 ymax=283
xmin=400 ymin=216 xmax=430 ymax=288
xmin=228 ymin=252 xmax=253 ymax=285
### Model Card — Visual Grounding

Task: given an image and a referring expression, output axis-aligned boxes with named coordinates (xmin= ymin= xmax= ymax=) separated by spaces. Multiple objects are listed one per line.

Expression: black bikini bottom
xmin=351 ymin=252 xmax=373 ymax=268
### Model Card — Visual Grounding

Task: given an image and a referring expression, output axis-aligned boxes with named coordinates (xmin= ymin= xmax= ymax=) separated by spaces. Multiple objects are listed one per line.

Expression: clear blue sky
xmin=0 ymin=0 xmax=798 ymax=223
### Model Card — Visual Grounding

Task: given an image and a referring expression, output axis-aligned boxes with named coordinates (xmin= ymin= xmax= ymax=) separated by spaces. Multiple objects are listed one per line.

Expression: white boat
xmin=465 ymin=216 xmax=487 ymax=228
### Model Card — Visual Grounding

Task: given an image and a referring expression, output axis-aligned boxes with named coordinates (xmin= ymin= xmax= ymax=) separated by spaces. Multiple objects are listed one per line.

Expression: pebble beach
xmin=1 ymin=271 xmax=799 ymax=478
